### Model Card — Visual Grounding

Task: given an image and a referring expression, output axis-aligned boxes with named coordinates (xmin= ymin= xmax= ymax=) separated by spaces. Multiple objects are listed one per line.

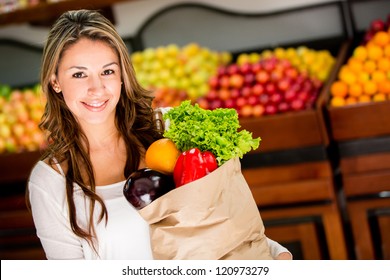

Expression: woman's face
xmin=52 ymin=38 xmax=122 ymax=127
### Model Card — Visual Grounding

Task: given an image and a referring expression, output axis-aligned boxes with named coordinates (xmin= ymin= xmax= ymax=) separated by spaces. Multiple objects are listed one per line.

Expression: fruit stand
xmin=321 ymin=5 xmax=390 ymax=259
xmin=1 ymin=0 xmax=390 ymax=260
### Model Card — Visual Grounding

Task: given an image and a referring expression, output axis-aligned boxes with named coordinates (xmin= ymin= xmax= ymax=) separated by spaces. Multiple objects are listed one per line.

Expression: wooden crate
xmin=319 ymin=38 xmax=390 ymax=142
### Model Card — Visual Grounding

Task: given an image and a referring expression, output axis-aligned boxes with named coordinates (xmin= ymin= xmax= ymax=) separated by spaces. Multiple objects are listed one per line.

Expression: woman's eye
xmin=72 ymin=72 xmax=85 ymax=78
xmin=103 ymin=69 xmax=114 ymax=75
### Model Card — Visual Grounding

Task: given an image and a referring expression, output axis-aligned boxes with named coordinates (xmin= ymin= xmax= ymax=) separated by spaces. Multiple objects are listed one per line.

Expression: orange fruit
xmin=348 ymin=83 xmax=363 ymax=97
xmin=377 ymin=57 xmax=390 ymax=71
xmin=345 ymin=96 xmax=358 ymax=105
xmin=339 ymin=68 xmax=357 ymax=85
xmin=347 ymin=57 xmax=364 ymax=73
xmin=330 ymin=81 xmax=348 ymax=97
xmin=363 ymin=60 xmax=377 ymax=74
xmin=384 ymin=45 xmax=390 ymax=58
xmin=367 ymin=44 xmax=383 ymax=61
xmin=357 ymin=72 xmax=370 ymax=83
xmin=330 ymin=96 xmax=346 ymax=107
xmin=378 ymin=80 xmax=390 ymax=94
xmin=373 ymin=93 xmax=386 ymax=102
xmin=145 ymin=138 xmax=181 ymax=174
xmin=371 ymin=70 xmax=387 ymax=83
xmin=373 ymin=31 xmax=390 ymax=47
xmin=363 ymin=80 xmax=378 ymax=96
xmin=358 ymin=95 xmax=371 ymax=103
xmin=353 ymin=46 xmax=367 ymax=61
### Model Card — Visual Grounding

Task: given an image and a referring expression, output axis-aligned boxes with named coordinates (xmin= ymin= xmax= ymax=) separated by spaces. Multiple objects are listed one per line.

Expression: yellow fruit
xmin=145 ymin=138 xmax=181 ymax=174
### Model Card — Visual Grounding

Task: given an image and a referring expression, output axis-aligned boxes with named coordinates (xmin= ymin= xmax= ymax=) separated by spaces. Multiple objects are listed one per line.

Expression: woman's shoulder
xmin=29 ymin=160 xmax=65 ymax=191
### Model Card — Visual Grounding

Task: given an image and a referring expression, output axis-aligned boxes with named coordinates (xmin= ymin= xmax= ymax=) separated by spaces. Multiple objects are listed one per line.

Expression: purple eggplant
xmin=123 ymin=168 xmax=175 ymax=210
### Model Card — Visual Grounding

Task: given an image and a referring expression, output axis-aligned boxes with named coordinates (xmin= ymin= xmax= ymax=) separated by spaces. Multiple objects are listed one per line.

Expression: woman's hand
xmin=276 ymin=252 xmax=293 ymax=260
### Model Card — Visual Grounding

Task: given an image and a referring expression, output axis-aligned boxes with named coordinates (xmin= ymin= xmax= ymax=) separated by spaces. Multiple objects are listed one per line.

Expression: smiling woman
xmin=51 ymin=38 xmax=122 ymax=126
xmin=25 ymin=9 xmax=291 ymax=260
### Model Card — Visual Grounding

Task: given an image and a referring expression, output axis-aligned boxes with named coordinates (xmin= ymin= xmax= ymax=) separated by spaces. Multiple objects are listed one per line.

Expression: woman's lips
xmin=82 ymin=100 xmax=109 ymax=111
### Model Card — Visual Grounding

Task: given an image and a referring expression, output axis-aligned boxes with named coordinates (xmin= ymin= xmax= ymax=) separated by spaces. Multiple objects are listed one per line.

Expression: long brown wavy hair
xmin=33 ymin=9 xmax=162 ymax=249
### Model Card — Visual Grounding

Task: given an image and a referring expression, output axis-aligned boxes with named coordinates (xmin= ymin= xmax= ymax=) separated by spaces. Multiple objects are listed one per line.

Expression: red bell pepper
xmin=173 ymin=148 xmax=218 ymax=187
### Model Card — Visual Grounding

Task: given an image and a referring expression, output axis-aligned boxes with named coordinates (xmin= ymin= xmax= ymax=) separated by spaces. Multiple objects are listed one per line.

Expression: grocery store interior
xmin=1 ymin=0 xmax=390 ymax=260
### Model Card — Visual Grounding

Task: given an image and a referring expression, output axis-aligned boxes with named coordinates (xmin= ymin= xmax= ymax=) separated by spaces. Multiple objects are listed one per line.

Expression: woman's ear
xmin=51 ymin=75 xmax=61 ymax=93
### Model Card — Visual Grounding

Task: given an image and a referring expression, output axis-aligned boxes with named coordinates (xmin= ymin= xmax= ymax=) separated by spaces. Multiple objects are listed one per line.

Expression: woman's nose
xmin=88 ymin=75 xmax=105 ymax=95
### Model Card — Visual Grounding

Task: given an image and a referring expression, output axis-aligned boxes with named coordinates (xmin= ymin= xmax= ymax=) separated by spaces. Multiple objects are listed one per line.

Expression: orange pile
xmin=330 ymin=29 xmax=390 ymax=107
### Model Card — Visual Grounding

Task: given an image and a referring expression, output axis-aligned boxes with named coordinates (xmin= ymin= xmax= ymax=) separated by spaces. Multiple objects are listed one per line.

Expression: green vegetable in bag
xmin=163 ymin=101 xmax=260 ymax=166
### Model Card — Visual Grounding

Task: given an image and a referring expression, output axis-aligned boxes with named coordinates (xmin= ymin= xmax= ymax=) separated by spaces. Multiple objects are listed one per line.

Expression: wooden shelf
xmin=0 ymin=0 xmax=131 ymax=27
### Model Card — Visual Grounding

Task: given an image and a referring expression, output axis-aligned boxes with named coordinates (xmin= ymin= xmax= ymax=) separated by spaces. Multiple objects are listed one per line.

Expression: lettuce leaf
xmin=163 ymin=101 xmax=260 ymax=166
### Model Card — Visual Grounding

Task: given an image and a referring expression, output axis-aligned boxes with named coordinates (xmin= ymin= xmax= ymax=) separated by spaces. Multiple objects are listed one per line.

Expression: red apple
xmin=270 ymin=92 xmax=283 ymax=104
xmin=277 ymin=77 xmax=291 ymax=92
xmin=218 ymin=88 xmax=231 ymax=100
xmin=196 ymin=97 xmax=210 ymax=109
xmin=230 ymin=88 xmax=240 ymax=99
xmin=209 ymin=76 xmax=219 ymax=89
xmin=278 ymin=102 xmax=290 ymax=113
xmin=290 ymin=99 xmax=304 ymax=111
xmin=239 ymin=105 xmax=253 ymax=118
xmin=371 ymin=19 xmax=385 ymax=32
xmin=252 ymin=104 xmax=265 ymax=117
xmin=227 ymin=64 xmax=240 ymax=75
xmin=256 ymin=70 xmax=270 ymax=84
xmin=244 ymin=73 xmax=256 ymax=86
xmin=265 ymin=83 xmax=276 ymax=95
xmin=252 ymin=83 xmax=265 ymax=96
xmin=284 ymin=88 xmax=297 ymax=102
xmin=229 ymin=74 xmax=244 ymax=89
xmin=224 ymin=98 xmax=236 ymax=109
xmin=251 ymin=62 xmax=263 ymax=73
xmin=264 ymin=104 xmax=277 ymax=115
xmin=247 ymin=95 xmax=259 ymax=106
xmin=210 ymin=99 xmax=223 ymax=110
xmin=206 ymin=89 xmax=218 ymax=101
xmin=240 ymin=63 xmax=252 ymax=75
xmin=235 ymin=96 xmax=247 ymax=108
xmin=219 ymin=75 xmax=230 ymax=89
xmin=240 ymin=86 xmax=252 ymax=97
xmin=259 ymin=94 xmax=270 ymax=105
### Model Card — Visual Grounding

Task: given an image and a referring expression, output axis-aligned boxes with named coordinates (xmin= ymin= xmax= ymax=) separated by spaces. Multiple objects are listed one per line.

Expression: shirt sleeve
xmin=266 ymin=237 xmax=293 ymax=260
xmin=28 ymin=181 xmax=85 ymax=260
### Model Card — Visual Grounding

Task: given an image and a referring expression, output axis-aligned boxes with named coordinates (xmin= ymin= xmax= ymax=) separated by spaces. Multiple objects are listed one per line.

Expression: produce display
xmin=330 ymin=16 xmax=390 ymax=107
xmin=0 ymin=84 xmax=46 ymax=154
xmin=196 ymin=56 xmax=324 ymax=118
xmin=236 ymin=46 xmax=336 ymax=82
xmin=123 ymin=101 xmax=260 ymax=209
xmin=130 ymin=43 xmax=232 ymax=106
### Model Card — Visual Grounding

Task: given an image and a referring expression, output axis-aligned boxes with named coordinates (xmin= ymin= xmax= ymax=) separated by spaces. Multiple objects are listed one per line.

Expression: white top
xmin=28 ymin=161 xmax=153 ymax=260
xmin=28 ymin=161 xmax=290 ymax=260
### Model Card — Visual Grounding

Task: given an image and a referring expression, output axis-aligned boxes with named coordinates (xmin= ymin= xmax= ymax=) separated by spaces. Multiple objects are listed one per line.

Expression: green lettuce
xmin=163 ymin=101 xmax=261 ymax=166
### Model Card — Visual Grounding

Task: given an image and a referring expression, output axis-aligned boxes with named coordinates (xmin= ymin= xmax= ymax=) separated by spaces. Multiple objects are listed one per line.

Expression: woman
xmin=27 ymin=9 xmax=291 ymax=260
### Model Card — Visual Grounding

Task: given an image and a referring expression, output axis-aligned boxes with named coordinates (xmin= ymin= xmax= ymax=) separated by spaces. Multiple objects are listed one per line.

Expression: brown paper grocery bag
xmin=138 ymin=157 xmax=273 ymax=260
